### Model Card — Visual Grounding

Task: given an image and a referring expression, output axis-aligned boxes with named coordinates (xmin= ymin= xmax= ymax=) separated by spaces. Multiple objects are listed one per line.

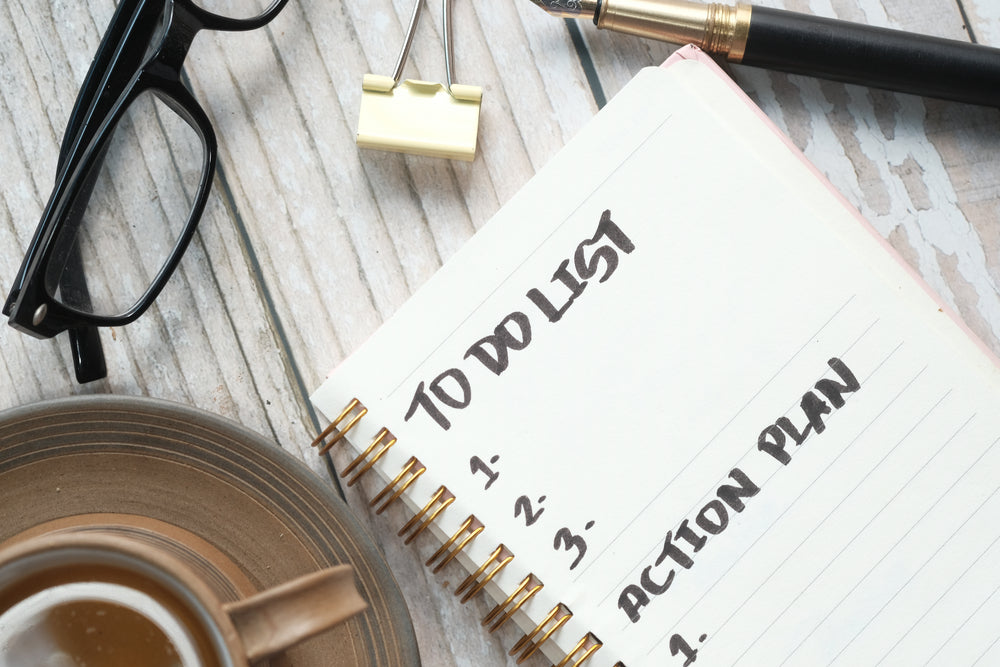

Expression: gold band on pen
xmin=596 ymin=0 xmax=753 ymax=61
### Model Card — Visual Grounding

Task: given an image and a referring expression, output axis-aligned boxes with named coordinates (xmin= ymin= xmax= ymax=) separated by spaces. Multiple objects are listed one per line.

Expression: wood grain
xmin=2 ymin=1 xmax=998 ymax=665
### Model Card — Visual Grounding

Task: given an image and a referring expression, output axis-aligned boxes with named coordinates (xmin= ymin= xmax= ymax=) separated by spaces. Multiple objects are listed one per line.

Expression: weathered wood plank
xmin=2 ymin=1 xmax=998 ymax=665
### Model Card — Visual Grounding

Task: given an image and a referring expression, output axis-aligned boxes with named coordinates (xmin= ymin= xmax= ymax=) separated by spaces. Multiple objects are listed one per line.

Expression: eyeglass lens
xmin=44 ymin=91 xmax=204 ymax=318
xmin=191 ymin=0 xmax=282 ymax=21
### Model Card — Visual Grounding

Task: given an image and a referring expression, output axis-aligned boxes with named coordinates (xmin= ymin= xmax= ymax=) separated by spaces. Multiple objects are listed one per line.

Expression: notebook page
xmin=313 ymin=61 xmax=1000 ymax=666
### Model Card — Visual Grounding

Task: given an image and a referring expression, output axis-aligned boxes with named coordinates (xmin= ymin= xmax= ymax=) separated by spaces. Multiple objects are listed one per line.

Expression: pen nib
xmin=526 ymin=0 xmax=599 ymax=19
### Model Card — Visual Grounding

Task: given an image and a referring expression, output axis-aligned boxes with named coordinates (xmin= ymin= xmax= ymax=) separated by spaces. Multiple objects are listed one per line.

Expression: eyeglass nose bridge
xmin=149 ymin=0 xmax=289 ymax=71
xmin=179 ymin=0 xmax=291 ymax=33
xmin=149 ymin=7 xmax=198 ymax=73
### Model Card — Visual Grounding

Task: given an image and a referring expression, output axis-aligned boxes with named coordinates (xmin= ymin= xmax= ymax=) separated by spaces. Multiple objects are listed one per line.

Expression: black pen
xmin=528 ymin=0 xmax=1000 ymax=107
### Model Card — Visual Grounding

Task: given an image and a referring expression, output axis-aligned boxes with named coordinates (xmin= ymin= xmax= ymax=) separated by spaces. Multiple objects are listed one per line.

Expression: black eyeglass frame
xmin=3 ymin=0 xmax=288 ymax=383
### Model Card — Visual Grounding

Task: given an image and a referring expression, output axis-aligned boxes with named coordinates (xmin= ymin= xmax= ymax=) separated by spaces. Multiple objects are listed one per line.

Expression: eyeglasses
xmin=3 ymin=0 xmax=288 ymax=383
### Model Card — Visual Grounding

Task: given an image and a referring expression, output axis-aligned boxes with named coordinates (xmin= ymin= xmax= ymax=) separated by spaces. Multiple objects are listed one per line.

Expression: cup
xmin=0 ymin=530 xmax=367 ymax=666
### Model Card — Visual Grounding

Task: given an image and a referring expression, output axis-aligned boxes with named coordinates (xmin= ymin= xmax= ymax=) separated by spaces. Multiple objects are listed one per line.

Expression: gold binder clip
xmin=356 ymin=0 xmax=482 ymax=161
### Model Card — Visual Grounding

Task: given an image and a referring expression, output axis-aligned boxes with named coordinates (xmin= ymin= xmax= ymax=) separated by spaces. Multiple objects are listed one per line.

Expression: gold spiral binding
xmin=482 ymin=574 xmax=543 ymax=633
xmin=341 ymin=427 xmax=396 ymax=487
xmin=554 ymin=634 xmax=603 ymax=667
xmin=509 ymin=603 xmax=572 ymax=663
xmin=316 ymin=400 xmax=604 ymax=667
xmin=398 ymin=485 xmax=455 ymax=545
xmin=455 ymin=544 xmax=514 ymax=603
xmin=312 ymin=397 xmax=367 ymax=455
xmin=370 ymin=456 xmax=425 ymax=515
xmin=425 ymin=515 xmax=484 ymax=574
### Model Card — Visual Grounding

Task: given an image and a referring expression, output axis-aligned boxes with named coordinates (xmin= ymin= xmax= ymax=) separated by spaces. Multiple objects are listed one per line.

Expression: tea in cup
xmin=0 ymin=530 xmax=366 ymax=666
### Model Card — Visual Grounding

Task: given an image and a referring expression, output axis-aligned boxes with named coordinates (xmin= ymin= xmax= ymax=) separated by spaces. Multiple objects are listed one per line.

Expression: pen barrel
xmin=741 ymin=6 xmax=1000 ymax=107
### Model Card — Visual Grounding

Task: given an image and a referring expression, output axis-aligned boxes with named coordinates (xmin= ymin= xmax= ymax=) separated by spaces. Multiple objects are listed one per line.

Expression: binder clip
xmin=356 ymin=0 xmax=483 ymax=161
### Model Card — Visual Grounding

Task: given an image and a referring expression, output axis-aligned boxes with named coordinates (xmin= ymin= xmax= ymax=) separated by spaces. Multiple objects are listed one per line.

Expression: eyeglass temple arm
xmin=59 ymin=0 xmax=164 ymax=383
xmin=69 ymin=324 xmax=107 ymax=383
xmin=57 ymin=123 xmax=110 ymax=383
xmin=57 ymin=0 xmax=188 ymax=383
xmin=61 ymin=150 xmax=110 ymax=383
xmin=53 ymin=6 xmax=154 ymax=386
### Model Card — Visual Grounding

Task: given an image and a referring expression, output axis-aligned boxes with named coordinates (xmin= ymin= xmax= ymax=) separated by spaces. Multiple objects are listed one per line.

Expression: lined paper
xmin=313 ymin=59 xmax=1000 ymax=666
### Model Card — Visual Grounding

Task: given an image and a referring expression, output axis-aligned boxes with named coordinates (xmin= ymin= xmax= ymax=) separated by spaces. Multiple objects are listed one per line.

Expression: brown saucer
xmin=0 ymin=395 xmax=420 ymax=667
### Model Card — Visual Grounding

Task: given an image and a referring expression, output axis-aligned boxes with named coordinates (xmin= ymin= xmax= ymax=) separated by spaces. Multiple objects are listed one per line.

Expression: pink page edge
xmin=665 ymin=45 xmax=1000 ymax=369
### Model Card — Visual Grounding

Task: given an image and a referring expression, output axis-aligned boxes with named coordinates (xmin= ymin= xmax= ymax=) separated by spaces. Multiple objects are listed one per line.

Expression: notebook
xmin=310 ymin=46 xmax=1000 ymax=666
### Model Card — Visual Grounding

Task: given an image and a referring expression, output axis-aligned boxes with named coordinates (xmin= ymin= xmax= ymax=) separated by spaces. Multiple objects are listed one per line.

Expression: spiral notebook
xmin=310 ymin=47 xmax=1000 ymax=666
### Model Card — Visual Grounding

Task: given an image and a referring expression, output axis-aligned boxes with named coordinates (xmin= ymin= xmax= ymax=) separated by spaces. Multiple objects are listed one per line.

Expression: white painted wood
xmin=2 ymin=1 xmax=998 ymax=665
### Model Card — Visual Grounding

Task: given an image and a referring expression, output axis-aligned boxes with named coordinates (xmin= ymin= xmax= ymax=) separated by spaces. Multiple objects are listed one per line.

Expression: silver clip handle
xmin=390 ymin=0 xmax=458 ymax=96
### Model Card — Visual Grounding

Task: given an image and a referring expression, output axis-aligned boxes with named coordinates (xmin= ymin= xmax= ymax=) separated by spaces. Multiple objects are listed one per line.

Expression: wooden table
xmin=2 ymin=1 xmax=999 ymax=665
